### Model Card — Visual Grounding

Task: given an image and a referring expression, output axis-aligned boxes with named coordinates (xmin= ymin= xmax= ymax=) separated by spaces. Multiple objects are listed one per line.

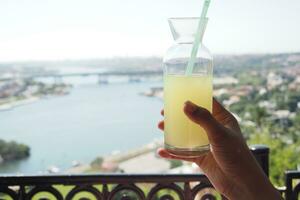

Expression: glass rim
xmin=168 ymin=17 xmax=209 ymax=20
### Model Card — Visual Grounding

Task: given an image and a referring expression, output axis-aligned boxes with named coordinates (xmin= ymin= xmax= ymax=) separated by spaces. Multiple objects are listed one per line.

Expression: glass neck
xmin=175 ymin=36 xmax=194 ymax=44
xmin=168 ymin=17 xmax=208 ymax=45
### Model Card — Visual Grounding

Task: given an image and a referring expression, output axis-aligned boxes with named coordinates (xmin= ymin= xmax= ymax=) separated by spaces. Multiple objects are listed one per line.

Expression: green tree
xmin=0 ymin=139 xmax=30 ymax=161
xmin=169 ymin=160 xmax=183 ymax=169
xmin=248 ymin=107 xmax=269 ymax=127
xmin=90 ymin=157 xmax=104 ymax=169
xmin=287 ymin=92 xmax=300 ymax=112
xmin=248 ymin=127 xmax=300 ymax=186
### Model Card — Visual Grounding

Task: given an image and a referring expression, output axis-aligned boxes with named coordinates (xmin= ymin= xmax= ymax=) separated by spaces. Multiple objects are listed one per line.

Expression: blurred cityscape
xmin=1 ymin=53 xmax=300 ymax=185
xmin=144 ymin=52 xmax=300 ymax=185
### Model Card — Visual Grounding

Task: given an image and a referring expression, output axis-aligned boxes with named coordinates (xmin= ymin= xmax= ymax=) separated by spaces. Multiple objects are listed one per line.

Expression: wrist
xmin=228 ymin=178 xmax=282 ymax=200
xmin=228 ymin=152 xmax=282 ymax=200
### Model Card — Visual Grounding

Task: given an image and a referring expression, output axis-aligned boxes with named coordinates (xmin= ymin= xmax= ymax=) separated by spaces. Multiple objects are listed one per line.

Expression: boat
xmin=47 ymin=166 xmax=60 ymax=174
xmin=71 ymin=160 xmax=82 ymax=167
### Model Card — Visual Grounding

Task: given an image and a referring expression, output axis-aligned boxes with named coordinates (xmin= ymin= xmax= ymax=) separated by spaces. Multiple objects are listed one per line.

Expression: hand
xmin=158 ymin=99 xmax=282 ymax=200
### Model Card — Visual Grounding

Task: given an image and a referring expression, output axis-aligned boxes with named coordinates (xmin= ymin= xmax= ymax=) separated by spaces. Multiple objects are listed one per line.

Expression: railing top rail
xmin=250 ymin=145 xmax=269 ymax=153
xmin=285 ymin=170 xmax=300 ymax=179
xmin=0 ymin=173 xmax=208 ymax=186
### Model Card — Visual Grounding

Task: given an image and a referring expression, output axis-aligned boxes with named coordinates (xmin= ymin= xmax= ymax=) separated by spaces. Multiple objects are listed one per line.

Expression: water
xmin=0 ymin=79 xmax=163 ymax=174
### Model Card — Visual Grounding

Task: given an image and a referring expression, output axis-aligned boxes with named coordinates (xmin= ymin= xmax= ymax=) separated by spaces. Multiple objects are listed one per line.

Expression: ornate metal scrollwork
xmin=159 ymin=194 xmax=175 ymax=200
xmin=191 ymin=182 xmax=219 ymax=200
xmin=147 ymin=183 xmax=184 ymax=200
xmin=108 ymin=184 xmax=145 ymax=200
xmin=65 ymin=185 xmax=103 ymax=200
xmin=0 ymin=187 xmax=18 ymax=200
xmin=26 ymin=185 xmax=63 ymax=200
xmin=292 ymin=183 xmax=300 ymax=200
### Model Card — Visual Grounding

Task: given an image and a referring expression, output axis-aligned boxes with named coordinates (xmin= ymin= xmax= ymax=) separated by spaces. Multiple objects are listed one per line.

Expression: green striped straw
xmin=185 ymin=0 xmax=211 ymax=76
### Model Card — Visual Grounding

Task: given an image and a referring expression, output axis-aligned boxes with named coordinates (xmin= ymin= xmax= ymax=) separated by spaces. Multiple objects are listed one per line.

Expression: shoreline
xmin=0 ymin=97 xmax=40 ymax=112
xmin=0 ymin=85 xmax=72 ymax=112
xmin=66 ymin=139 xmax=198 ymax=174
xmin=64 ymin=139 xmax=165 ymax=174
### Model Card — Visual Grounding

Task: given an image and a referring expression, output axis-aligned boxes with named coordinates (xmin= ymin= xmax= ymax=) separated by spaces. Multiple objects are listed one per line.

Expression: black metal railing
xmin=0 ymin=145 xmax=299 ymax=200
xmin=0 ymin=174 xmax=217 ymax=200
xmin=284 ymin=171 xmax=300 ymax=200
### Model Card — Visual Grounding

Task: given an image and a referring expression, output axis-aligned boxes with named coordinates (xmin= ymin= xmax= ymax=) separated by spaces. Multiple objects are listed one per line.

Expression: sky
xmin=0 ymin=0 xmax=299 ymax=61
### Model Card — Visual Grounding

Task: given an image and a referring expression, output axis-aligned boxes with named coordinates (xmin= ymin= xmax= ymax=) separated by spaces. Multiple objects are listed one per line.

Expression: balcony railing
xmin=0 ymin=145 xmax=299 ymax=200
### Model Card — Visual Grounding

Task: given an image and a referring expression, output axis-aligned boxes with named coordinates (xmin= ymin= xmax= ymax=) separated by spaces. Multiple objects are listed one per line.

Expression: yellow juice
xmin=164 ymin=75 xmax=212 ymax=151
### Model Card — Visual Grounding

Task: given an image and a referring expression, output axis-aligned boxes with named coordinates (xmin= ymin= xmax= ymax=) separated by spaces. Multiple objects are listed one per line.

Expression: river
xmin=0 ymin=77 xmax=163 ymax=174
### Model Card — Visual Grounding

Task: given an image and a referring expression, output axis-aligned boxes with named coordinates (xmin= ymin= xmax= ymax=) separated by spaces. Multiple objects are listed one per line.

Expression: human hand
xmin=158 ymin=99 xmax=282 ymax=200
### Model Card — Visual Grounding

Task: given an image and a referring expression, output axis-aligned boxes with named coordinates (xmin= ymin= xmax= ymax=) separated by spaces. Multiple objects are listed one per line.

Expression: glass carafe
xmin=163 ymin=17 xmax=213 ymax=157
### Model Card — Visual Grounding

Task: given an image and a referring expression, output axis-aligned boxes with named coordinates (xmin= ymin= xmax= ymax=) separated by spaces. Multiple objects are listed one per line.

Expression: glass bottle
xmin=163 ymin=17 xmax=213 ymax=157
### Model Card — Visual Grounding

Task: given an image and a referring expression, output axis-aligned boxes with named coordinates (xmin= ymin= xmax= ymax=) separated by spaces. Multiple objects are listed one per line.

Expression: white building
xmin=267 ymin=72 xmax=283 ymax=90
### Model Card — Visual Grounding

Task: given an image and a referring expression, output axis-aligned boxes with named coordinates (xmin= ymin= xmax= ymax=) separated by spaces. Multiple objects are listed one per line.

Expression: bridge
xmin=0 ymin=70 xmax=163 ymax=82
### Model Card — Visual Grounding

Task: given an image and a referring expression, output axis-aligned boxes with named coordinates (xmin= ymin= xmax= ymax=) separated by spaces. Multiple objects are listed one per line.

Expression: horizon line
xmin=0 ymin=51 xmax=300 ymax=64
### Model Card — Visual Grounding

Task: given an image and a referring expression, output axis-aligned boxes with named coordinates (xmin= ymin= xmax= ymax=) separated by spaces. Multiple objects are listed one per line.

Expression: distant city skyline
xmin=0 ymin=0 xmax=300 ymax=62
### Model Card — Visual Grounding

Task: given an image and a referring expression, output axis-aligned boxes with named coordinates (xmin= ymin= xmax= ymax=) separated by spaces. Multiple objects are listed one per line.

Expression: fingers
xmin=213 ymin=98 xmax=235 ymax=121
xmin=213 ymin=98 xmax=241 ymax=133
xmin=213 ymin=98 xmax=230 ymax=116
xmin=184 ymin=101 xmax=221 ymax=132
xmin=159 ymin=109 xmax=164 ymax=130
xmin=157 ymin=148 xmax=195 ymax=162
xmin=158 ymin=121 xmax=164 ymax=130
xmin=184 ymin=101 xmax=229 ymax=143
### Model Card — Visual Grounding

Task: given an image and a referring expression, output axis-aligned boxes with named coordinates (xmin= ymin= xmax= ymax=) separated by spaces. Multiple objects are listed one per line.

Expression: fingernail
xmin=184 ymin=101 xmax=198 ymax=114
xmin=158 ymin=150 xmax=171 ymax=158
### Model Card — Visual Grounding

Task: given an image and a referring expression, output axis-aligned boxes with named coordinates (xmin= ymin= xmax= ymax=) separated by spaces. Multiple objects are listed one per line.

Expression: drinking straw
xmin=185 ymin=0 xmax=211 ymax=76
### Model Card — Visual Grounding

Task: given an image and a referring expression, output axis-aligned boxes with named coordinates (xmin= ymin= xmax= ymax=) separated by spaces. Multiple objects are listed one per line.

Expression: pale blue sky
xmin=0 ymin=0 xmax=299 ymax=61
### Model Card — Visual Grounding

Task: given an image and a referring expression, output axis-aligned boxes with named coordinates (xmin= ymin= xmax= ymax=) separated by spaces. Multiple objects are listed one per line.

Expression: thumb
xmin=183 ymin=101 xmax=229 ymax=144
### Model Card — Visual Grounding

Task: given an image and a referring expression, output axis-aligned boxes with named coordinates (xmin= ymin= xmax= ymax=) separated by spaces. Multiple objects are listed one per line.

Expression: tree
xmin=248 ymin=107 xmax=269 ymax=127
xmin=90 ymin=157 xmax=104 ymax=169
xmin=169 ymin=160 xmax=183 ymax=169
xmin=287 ymin=92 xmax=300 ymax=112
xmin=0 ymin=139 xmax=30 ymax=161
xmin=248 ymin=127 xmax=300 ymax=186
